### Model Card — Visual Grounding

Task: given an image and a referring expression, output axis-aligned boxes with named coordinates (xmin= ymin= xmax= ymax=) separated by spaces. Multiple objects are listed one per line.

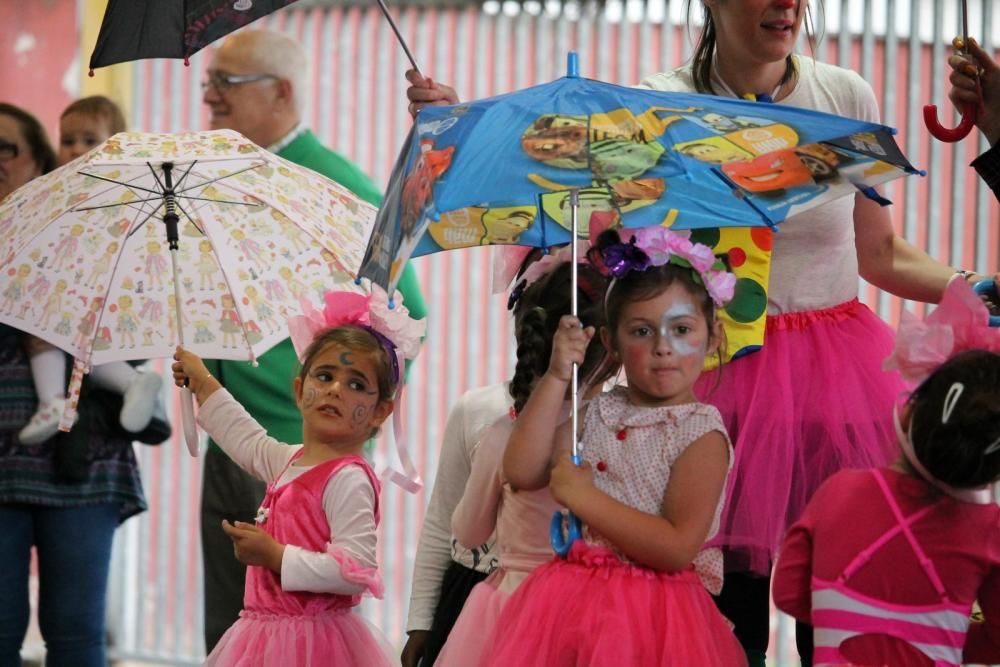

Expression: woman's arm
xmin=551 ymin=430 xmax=730 ymax=572
xmin=772 ymin=522 xmax=815 ymax=623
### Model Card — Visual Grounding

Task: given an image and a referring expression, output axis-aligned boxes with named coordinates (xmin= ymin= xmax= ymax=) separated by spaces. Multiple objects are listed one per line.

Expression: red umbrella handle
xmin=923 ymin=102 xmax=977 ymax=142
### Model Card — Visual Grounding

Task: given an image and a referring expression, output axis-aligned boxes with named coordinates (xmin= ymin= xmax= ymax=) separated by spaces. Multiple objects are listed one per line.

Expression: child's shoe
xmin=120 ymin=372 xmax=163 ymax=433
xmin=19 ymin=397 xmax=69 ymax=445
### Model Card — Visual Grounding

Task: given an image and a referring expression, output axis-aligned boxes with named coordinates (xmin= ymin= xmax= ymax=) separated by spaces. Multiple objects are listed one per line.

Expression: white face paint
xmin=658 ymin=303 xmax=703 ymax=357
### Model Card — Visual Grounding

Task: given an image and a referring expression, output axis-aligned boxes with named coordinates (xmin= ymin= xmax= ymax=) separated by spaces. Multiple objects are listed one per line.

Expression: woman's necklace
xmin=711 ymin=55 xmax=795 ymax=103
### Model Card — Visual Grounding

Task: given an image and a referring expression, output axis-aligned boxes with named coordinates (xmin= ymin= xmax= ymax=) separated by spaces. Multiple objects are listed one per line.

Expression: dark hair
xmin=297 ymin=325 xmax=396 ymax=403
xmin=907 ymin=350 xmax=1000 ymax=489
xmin=686 ymin=0 xmax=822 ymax=95
xmin=508 ymin=261 xmax=611 ymax=414
xmin=61 ymin=95 xmax=128 ymax=134
xmin=0 ymin=103 xmax=57 ymax=175
xmin=595 ymin=229 xmax=725 ymax=366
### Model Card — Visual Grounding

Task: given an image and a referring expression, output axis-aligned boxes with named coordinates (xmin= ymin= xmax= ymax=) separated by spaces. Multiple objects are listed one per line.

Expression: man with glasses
xmin=198 ymin=28 xmax=428 ymax=654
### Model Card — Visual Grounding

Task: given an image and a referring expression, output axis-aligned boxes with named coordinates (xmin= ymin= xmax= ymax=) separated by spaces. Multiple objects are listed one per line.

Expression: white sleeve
xmin=405 ymin=394 xmax=474 ymax=632
xmin=280 ymin=465 xmax=381 ymax=596
xmin=197 ymin=389 xmax=296 ymax=482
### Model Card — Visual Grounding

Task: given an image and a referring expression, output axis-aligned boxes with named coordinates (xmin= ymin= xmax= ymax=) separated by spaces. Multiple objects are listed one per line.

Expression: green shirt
xmin=204 ymin=130 xmax=427 ymax=448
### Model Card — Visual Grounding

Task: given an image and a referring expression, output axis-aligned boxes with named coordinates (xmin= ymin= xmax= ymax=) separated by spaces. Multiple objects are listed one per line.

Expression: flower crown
xmin=883 ymin=277 xmax=1000 ymax=385
xmin=588 ymin=227 xmax=736 ymax=307
xmin=287 ymin=284 xmax=426 ymax=394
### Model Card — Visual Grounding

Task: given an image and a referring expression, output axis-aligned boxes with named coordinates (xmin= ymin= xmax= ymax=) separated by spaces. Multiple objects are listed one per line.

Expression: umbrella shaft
xmin=162 ymin=162 xmax=180 ymax=250
xmin=570 ymin=189 xmax=579 ymax=460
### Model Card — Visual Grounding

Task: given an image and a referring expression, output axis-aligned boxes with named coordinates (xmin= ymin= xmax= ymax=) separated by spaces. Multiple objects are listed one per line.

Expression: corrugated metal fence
xmin=99 ymin=0 xmax=999 ymax=664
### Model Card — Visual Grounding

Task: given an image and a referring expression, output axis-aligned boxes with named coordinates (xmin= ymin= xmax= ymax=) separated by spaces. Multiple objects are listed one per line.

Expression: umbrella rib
xmin=78 ymin=171 xmax=162 ymax=196
xmin=125 ymin=206 xmax=165 ymax=241
xmin=173 ymin=163 xmax=266 ymax=197
xmin=176 ymin=195 xmax=259 ymax=207
xmin=173 ymin=200 xmax=206 ymax=236
xmin=75 ymin=196 xmax=166 ymax=212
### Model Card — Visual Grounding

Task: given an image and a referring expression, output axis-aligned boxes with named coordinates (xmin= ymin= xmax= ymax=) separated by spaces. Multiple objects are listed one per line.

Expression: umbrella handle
xmin=550 ymin=453 xmax=584 ymax=557
xmin=923 ymin=102 xmax=977 ymax=142
xmin=973 ymin=279 xmax=1000 ymax=327
xmin=180 ymin=386 xmax=201 ymax=456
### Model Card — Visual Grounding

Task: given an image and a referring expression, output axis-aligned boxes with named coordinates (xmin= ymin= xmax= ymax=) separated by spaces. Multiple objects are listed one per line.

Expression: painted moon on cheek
xmin=301 ymin=387 xmax=318 ymax=408
xmin=352 ymin=405 xmax=370 ymax=423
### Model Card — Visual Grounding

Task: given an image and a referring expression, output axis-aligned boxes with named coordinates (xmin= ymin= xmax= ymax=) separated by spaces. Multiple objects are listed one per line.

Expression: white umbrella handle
xmin=180 ymin=387 xmax=200 ymax=456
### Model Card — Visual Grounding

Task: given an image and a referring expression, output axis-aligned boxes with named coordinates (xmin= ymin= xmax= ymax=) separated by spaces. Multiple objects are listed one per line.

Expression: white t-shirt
xmin=405 ymin=383 xmax=512 ymax=632
xmin=639 ymin=56 xmax=882 ymax=314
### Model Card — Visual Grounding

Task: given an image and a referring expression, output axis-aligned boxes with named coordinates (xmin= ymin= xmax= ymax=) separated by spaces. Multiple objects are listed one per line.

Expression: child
xmin=171 ymin=286 xmax=422 ymax=666
xmin=773 ymin=277 xmax=1000 ymax=667
xmin=434 ymin=253 xmax=613 ymax=667
xmin=482 ymin=227 xmax=746 ymax=666
xmin=403 ymin=248 xmax=543 ymax=667
xmin=20 ymin=96 xmax=163 ymax=445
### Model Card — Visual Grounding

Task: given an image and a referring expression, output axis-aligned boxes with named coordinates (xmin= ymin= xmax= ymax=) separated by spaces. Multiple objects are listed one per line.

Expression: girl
xmin=405 ymin=9 xmax=1000 ymax=661
xmin=434 ymin=252 xmax=612 ymax=667
xmin=773 ymin=277 xmax=1000 ymax=667
xmin=483 ymin=227 xmax=745 ymax=666
xmin=20 ymin=96 xmax=163 ymax=445
xmin=171 ymin=287 xmax=422 ymax=666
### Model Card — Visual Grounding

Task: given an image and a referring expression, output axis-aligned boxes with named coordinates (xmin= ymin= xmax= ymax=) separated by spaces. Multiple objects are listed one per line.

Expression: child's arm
xmin=452 ymin=422 xmax=506 ymax=549
xmin=963 ymin=523 xmax=1000 ymax=663
xmin=771 ymin=521 xmax=815 ymax=623
xmin=550 ymin=429 xmax=730 ymax=573
xmin=504 ymin=315 xmax=592 ymax=491
xmin=280 ymin=466 xmax=381 ymax=596
xmin=172 ymin=346 xmax=290 ymax=481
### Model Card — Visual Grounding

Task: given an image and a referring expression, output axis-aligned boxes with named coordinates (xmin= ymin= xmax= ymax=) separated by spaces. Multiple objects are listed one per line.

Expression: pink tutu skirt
xmin=696 ymin=299 xmax=903 ymax=575
xmin=480 ymin=543 xmax=747 ymax=667
xmin=434 ymin=575 xmax=511 ymax=667
xmin=205 ymin=608 xmax=393 ymax=667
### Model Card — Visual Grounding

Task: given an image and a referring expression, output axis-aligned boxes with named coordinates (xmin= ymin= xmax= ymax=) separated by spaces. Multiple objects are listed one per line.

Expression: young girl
xmin=434 ymin=252 xmax=612 ymax=667
xmin=773 ymin=277 xmax=1000 ymax=667
xmin=171 ymin=287 xmax=423 ymax=666
xmin=482 ymin=227 xmax=745 ymax=666
xmin=20 ymin=95 xmax=163 ymax=445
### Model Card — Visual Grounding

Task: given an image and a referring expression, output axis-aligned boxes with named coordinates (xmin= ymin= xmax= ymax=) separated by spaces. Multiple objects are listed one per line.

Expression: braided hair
xmin=508 ymin=262 xmax=610 ymax=414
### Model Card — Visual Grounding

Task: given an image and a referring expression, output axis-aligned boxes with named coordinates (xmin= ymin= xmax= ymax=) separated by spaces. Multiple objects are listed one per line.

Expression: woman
xmin=0 ymin=102 xmax=153 ymax=667
xmin=404 ymin=2 xmax=1000 ymax=664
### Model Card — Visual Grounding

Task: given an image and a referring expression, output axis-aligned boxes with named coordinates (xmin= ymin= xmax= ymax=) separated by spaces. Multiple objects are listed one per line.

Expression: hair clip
xmin=985 ymin=436 xmax=1000 ymax=456
xmin=941 ymin=382 xmax=964 ymax=425
xmin=507 ymin=279 xmax=527 ymax=311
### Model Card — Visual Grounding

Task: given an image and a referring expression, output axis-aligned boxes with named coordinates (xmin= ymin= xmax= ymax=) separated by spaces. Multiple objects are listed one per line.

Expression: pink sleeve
xmin=772 ymin=520 xmax=814 ymax=623
xmin=451 ymin=422 xmax=506 ymax=550
xmin=963 ymin=517 xmax=1000 ymax=664
xmin=327 ymin=546 xmax=384 ymax=599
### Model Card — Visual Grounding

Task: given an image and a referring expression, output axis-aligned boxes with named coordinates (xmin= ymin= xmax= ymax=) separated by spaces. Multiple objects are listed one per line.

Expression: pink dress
xmin=206 ymin=451 xmax=392 ymax=667
xmin=434 ymin=413 xmax=561 ymax=667
xmin=482 ymin=387 xmax=747 ymax=666
xmin=774 ymin=467 xmax=1000 ymax=667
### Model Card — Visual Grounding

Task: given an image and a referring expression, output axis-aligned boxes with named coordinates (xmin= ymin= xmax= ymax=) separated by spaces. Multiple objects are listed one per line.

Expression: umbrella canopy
xmin=359 ymin=54 xmax=919 ymax=365
xmin=89 ymin=0 xmax=297 ymax=70
xmin=0 ymin=129 xmax=375 ymax=450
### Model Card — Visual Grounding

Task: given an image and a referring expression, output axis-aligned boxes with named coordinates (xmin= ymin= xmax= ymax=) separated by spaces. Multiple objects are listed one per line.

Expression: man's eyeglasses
xmin=201 ymin=72 xmax=278 ymax=92
xmin=0 ymin=140 xmax=18 ymax=162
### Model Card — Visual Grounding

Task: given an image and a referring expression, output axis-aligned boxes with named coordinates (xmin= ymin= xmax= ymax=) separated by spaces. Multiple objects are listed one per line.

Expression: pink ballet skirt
xmin=434 ymin=571 xmax=511 ymax=667
xmin=206 ymin=608 xmax=393 ymax=667
xmin=480 ymin=543 xmax=747 ymax=667
xmin=695 ymin=299 xmax=903 ymax=575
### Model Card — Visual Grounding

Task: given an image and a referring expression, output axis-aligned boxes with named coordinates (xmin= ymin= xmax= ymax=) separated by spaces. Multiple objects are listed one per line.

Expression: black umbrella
xmin=88 ymin=0 xmax=298 ymax=71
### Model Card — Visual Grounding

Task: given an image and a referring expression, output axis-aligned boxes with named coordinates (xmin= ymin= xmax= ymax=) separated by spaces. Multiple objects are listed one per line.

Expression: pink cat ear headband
xmin=287 ymin=284 xmax=426 ymax=493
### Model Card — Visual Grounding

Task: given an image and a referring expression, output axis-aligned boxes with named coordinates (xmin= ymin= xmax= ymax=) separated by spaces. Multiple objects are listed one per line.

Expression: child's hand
xmin=171 ymin=345 xmax=220 ymax=403
xmin=222 ymin=519 xmax=285 ymax=573
xmin=405 ymin=69 xmax=459 ymax=118
xmin=549 ymin=453 xmax=594 ymax=508
xmin=547 ymin=315 xmax=595 ymax=382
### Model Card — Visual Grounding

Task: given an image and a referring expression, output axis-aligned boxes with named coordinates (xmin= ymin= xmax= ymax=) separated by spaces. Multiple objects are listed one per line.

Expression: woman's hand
xmin=948 ymin=37 xmax=1000 ymax=146
xmin=546 ymin=315 xmax=595 ymax=383
xmin=549 ymin=452 xmax=594 ymax=508
xmin=405 ymin=69 xmax=459 ymax=118
xmin=221 ymin=519 xmax=285 ymax=574
xmin=400 ymin=630 xmax=430 ymax=667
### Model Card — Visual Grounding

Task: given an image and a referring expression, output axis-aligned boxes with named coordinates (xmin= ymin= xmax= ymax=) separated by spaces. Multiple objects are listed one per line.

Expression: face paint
xmin=301 ymin=387 xmax=318 ymax=408
xmin=657 ymin=303 xmax=703 ymax=357
xmin=339 ymin=351 xmax=354 ymax=366
xmin=352 ymin=405 xmax=371 ymax=424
